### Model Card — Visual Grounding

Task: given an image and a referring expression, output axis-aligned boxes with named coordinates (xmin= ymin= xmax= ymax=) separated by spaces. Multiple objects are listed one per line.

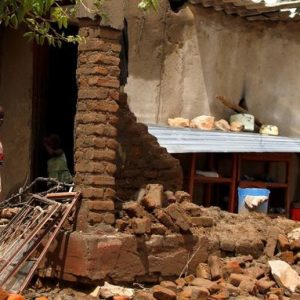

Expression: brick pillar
xmin=74 ymin=24 xmax=122 ymax=228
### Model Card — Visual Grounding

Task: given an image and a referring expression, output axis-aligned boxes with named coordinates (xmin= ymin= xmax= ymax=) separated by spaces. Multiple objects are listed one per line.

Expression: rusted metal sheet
xmin=0 ymin=192 xmax=81 ymax=293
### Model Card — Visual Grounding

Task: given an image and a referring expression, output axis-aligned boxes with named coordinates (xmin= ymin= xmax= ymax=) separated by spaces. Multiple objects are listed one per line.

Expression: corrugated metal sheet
xmin=148 ymin=125 xmax=300 ymax=153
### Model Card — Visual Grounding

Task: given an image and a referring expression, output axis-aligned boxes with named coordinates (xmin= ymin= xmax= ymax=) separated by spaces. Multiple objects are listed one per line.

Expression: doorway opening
xmin=32 ymin=26 xmax=78 ymax=187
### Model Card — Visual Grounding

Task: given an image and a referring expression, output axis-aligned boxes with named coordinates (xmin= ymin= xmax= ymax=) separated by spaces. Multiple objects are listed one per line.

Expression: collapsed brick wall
xmin=116 ymin=93 xmax=183 ymax=200
xmin=74 ymin=24 xmax=122 ymax=228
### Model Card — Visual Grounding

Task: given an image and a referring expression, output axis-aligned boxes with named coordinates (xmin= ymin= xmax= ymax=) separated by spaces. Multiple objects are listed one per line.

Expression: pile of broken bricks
xmin=115 ymin=184 xmax=213 ymax=235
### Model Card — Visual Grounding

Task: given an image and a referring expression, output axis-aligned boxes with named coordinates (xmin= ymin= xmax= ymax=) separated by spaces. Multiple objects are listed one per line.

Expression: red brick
xmin=0 ymin=288 xmax=9 ymax=300
xmin=76 ymin=124 xmax=117 ymax=137
xmin=97 ymin=78 xmax=120 ymax=89
xmin=75 ymin=174 xmax=115 ymax=186
xmin=88 ymin=53 xmax=120 ymax=65
xmin=87 ymin=200 xmax=115 ymax=211
xmin=131 ymin=217 xmax=151 ymax=234
xmin=229 ymin=273 xmax=252 ymax=287
xmin=75 ymin=161 xmax=106 ymax=173
xmin=256 ymin=279 xmax=276 ymax=294
xmin=78 ymin=88 xmax=108 ymax=99
xmin=208 ymin=255 xmax=222 ymax=281
xmin=277 ymin=234 xmax=290 ymax=251
xmin=104 ymin=188 xmax=116 ymax=199
xmin=80 ymin=187 xmax=105 ymax=199
xmin=281 ymin=251 xmax=295 ymax=265
xmin=77 ymin=100 xmax=119 ymax=113
xmin=152 ymin=285 xmax=176 ymax=300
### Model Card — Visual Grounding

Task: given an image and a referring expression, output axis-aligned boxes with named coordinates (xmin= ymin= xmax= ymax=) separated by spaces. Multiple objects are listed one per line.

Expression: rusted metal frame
xmin=0 ymin=206 xmax=47 ymax=258
xmin=0 ymin=208 xmax=64 ymax=289
xmin=0 ymin=202 xmax=61 ymax=274
xmin=18 ymin=192 xmax=81 ymax=292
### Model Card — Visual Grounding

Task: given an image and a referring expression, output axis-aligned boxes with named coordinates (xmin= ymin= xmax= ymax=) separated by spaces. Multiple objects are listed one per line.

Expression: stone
xmin=0 ymin=288 xmax=9 ymax=300
xmin=151 ymin=223 xmax=167 ymax=235
xmin=164 ymin=191 xmax=176 ymax=204
xmin=281 ymin=251 xmax=295 ymax=265
xmin=134 ymin=291 xmax=156 ymax=300
xmin=123 ymin=201 xmax=148 ymax=218
xmin=175 ymin=278 xmax=186 ymax=288
xmin=190 ymin=278 xmax=215 ymax=290
xmin=215 ymin=119 xmax=231 ymax=131
xmin=256 ymin=279 xmax=276 ymax=294
xmin=278 ymin=234 xmax=290 ymax=252
xmin=178 ymin=286 xmax=210 ymax=300
xmin=259 ymin=125 xmax=279 ymax=136
xmin=229 ymin=274 xmax=252 ymax=287
xmin=142 ymin=184 xmax=164 ymax=210
xmin=218 ymin=282 xmax=240 ymax=296
xmin=208 ymin=255 xmax=222 ymax=281
xmin=239 ymin=279 xmax=257 ymax=295
xmin=165 ymin=203 xmax=191 ymax=231
xmin=291 ymin=239 xmax=300 ymax=251
xmin=154 ymin=209 xmax=180 ymax=233
xmin=179 ymin=201 xmax=202 ymax=216
xmin=230 ymin=114 xmax=254 ymax=132
xmin=168 ymin=117 xmax=190 ymax=128
xmin=230 ymin=121 xmax=244 ymax=132
xmin=175 ymin=191 xmax=192 ymax=203
xmin=160 ymin=281 xmax=177 ymax=293
xmin=152 ymin=285 xmax=176 ymax=300
xmin=190 ymin=116 xmax=215 ymax=130
xmin=245 ymin=266 xmax=265 ymax=279
xmin=223 ymin=261 xmax=243 ymax=277
xmin=220 ymin=237 xmax=236 ymax=252
xmin=196 ymin=263 xmax=211 ymax=280
xmin=269 ymin=260 xmax=300 ymax=292
xmin=265 ymin=227 xmax=280 ymax=257
xmin=131 ymin=217 xmax=151 ymax=234
xmin=191 ymin=216 xmax=214 ymax=227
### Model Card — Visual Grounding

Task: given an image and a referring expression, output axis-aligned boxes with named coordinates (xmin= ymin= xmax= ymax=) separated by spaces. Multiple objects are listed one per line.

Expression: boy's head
xmin=44 ymin=134 xmax=61 ymax=150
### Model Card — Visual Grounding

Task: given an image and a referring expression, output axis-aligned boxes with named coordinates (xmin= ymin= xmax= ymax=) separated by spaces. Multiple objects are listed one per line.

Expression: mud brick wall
xmin=74 ymin=24 xmax=122 ymax=228
xmin=116 ymin=93 xmax=183 ymax=200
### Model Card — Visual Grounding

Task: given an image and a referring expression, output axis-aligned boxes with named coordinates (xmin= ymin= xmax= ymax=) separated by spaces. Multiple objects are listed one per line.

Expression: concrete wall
xmin=0 ymin=27 xmax=33 ymax=199
xmin=125 ymin=1 xmax=300 ymax=138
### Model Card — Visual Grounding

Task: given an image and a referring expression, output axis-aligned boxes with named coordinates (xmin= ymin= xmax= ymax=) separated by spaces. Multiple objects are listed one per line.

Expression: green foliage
xmin=0 ymin=0 xmax=154 ymax=46
xmin=0 ymin=0 xmax=104 ymax=46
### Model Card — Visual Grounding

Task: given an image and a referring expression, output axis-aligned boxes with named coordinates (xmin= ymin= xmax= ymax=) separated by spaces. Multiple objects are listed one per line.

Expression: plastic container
xmin=238 ymin=187 xmax=270 ymax=214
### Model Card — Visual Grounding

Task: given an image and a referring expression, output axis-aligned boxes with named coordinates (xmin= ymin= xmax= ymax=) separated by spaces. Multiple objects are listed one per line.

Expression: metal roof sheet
xmin=148 ymin=125 xmax=300 ymax=153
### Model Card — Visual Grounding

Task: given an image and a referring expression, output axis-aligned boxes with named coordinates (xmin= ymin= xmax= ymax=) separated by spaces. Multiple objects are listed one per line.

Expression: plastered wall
xmin=0 ymin=27 xmax=33 ymax=199
xmin=125 ymin=1 xmax=300 ymax=138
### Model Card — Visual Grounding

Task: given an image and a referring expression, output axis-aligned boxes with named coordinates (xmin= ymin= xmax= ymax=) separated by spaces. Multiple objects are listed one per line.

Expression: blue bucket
xmin=238 ymin=187 xmax=270 ymax=214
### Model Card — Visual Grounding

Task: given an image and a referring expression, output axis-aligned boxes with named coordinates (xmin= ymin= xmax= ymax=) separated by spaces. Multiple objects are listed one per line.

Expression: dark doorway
xmin=32 ymin=26 xmax=78 ymax=184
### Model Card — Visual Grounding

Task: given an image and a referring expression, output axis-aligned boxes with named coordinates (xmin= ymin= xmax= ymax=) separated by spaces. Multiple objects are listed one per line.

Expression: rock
xmin=134 ymin=291 xmax=156 ymax=300
xmin=218 ymin=282 xmax=240 ymax=296
xmin=164 ymin=204 xmax=191 ymax=231
xmin=175 ymin=278 xmax=186 ymax=288
xmin=184 ymin=275 xmax=195 ymax=284
xmin=208 ymin=255 xmax=222 ymax=281
xmin=190 ymin=278 xmax=215 ymax=290
xmin=123 ymin=201 xmax=148 ymax=218
xmin=150 ymin=223 xmax=167 ymax=235
xmin=256 ymin=279 xmax=276 ymax=294
xmin=154 ymin=209 xmax=180 ymax=233
xmin=215 ymin=119 xmax=230 ymax=131
xmin=142 ymin=184 xmax=164 ymax=210
xmin=209 ymin=290 xmax=230 ymax=300
xmin=291 ymin=239 xmax=300 ymax=251
xmin=101 ymin=282 xmax=134 ymax=298
xmin=164 ymin=191 xmax=176 ymax=204
xmin=220 ymin=237 xmax=236 ymax=252
xmin=196 ymin=263 xmax=211 ymax=280
xmin=265 ymin=227 xmax=280 ymax=258
xmin=245 ymin=266 xmax=265 ymax=279
xmin=0 ymin=288 xmax=9 ymax=300
xmin=288 ymin=228 xmax=300 ymax=242
xmin=277 ymin=234 xmax=290 ymax=252
xmin=168 ymin=117 xmax=190 ymax=128
xmin=175 ymin=191 xmax=192 ymax=203
xmin=100 ymin=289 xmax=114 ymax=299
xmin=190 ymin=116 xmax=215 ymax=131
xmin=179 ymin=201 xmax=202 ymax=216
xmin=230 ymin=114 xmax=254 ymax=132
xmin=269 ymin=260 xmax=300 ymax=292
xmin=280 ymin=251 xmax=295 ymax=265
xmin=178 ymin=286 xmax=210 ymax=300
xmin=131 ymin=217 xmax=151 ymax=234
xmin=152 ymin=285 xmax=176 ymax=300
xmin=259 ymin=125 xmax=279 ymax=136
xmin=160 ymin=281 xmax=177 ymax=293
xmin=191 ymin=216 xmax=214 ymax=227
xmin=223 ymin=260 xmax=243 ymax=277
xmin=230 ymin=121 xmax=244 ymax=132
xmin=89 ymin=286 xmax=101 ymax=298
xmin=239 ymin=278 xmax=257 ymax=295
xmin=229 ymin=274 xmax=252 ymax=287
